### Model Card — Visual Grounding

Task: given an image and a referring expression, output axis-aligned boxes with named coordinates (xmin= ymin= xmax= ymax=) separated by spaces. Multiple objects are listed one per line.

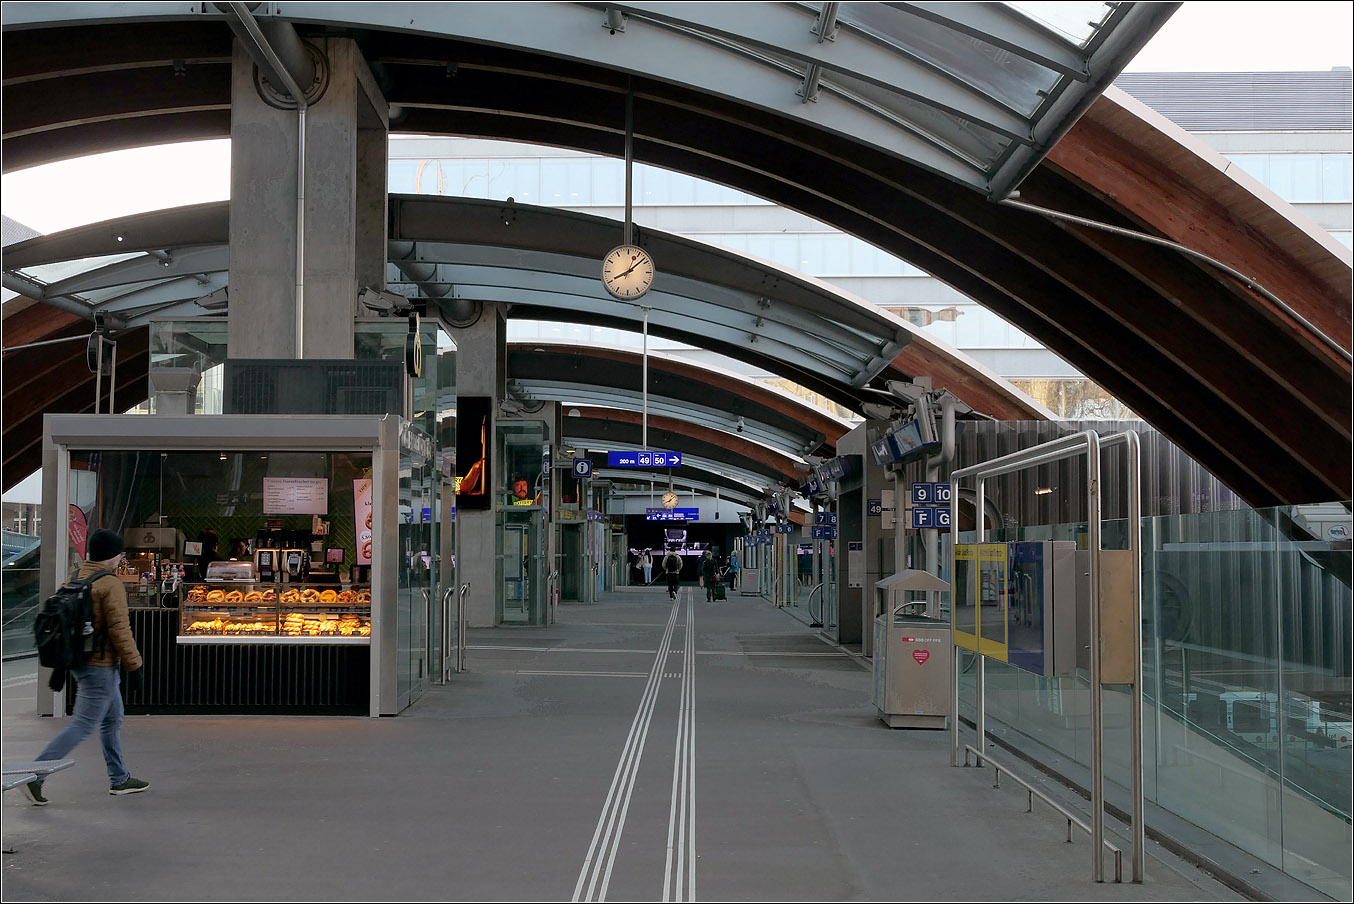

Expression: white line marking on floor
xmin=663 ymin=596 xmax=697 ymax=902
xmin=517 ymin=671 xmax=649 ymax=679
xmin=574 ymin=595 xmax=682 ymax=902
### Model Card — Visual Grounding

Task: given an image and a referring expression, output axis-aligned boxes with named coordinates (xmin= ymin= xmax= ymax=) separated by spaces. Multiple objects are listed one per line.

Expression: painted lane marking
xmin=574 ymin=596 xmax=682 ymax=902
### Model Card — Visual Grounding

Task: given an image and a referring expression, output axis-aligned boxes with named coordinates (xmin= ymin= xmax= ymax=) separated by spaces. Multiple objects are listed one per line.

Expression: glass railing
xmin=2 ymin=533 xmax=42 ymax=659
xmin=957 ymin=503 xmax=1352 ymax=900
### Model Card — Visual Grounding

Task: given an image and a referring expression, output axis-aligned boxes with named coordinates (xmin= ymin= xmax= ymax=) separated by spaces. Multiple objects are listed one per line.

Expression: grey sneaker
xmin=109 ymin=777 xmax=150 ymax=795
xmin=22 ymin=780 xmax=47 ymax=806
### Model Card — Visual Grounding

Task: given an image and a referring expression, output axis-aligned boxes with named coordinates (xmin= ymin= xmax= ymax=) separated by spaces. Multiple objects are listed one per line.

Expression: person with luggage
xmin=662 ymin=547 xmax=683 ymax=599
xmin=700 ymin=550 xmax=719 ymax=602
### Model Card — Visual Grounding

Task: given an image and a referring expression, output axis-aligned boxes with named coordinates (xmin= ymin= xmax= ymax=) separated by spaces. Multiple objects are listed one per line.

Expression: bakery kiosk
xmin=39 ymin=414 xmax=436 ymax=717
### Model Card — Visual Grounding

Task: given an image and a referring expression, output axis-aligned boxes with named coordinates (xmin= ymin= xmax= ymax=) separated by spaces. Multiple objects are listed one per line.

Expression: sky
xmin=2 ymin=1 xmax=1352 ymax=502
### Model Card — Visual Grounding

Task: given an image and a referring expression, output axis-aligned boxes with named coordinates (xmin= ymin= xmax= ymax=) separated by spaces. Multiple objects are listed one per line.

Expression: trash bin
xmin=873 ymin=611 xmax=952 ymax=729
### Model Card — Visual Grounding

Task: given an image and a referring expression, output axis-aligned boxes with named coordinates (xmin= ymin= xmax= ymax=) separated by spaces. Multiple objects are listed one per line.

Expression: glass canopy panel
xmin=1005 ymin=1 xmax=1113 ymax=47
xmin=15 ymin=252 xmax=142 ymax=287
xmin=836 ymin=2 xmax=1061 ymax=118
xmin=824 ymin=69 xmax=1012 ymax=169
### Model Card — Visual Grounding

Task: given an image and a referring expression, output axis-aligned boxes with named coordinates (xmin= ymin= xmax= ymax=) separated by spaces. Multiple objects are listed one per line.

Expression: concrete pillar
xmin=452 ymin=303 xmax=507 ymax=627
xmin=228 ymin=36 xmax=387 ymax=360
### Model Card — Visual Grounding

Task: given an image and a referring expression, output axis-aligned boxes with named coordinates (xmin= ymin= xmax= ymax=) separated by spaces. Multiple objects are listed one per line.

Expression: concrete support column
xmin=227 ymin=36 xmax=387 ymax=360
xmin=452 ymin=303 xmax=507 ymax=627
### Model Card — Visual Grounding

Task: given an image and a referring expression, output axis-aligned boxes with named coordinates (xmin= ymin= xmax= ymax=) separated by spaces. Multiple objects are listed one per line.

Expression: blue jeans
xmin=37 ymin=665 xmax=129 ymax=787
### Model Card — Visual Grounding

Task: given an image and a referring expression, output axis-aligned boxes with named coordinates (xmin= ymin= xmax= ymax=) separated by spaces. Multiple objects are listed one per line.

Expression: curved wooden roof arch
xmin=2 ymin=6 xmax=1349 ymax=505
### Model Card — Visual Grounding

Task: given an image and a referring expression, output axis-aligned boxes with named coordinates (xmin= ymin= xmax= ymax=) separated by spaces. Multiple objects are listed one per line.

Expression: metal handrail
xmin=440 ymin=586 xmax=455 ymax=682
xmin=805 ymin=583 xmax=824 ymax=627
xmin=457 ymin=582 xmax=470 ymax=673
xmin=963 ymin=745 xmax=1123 ymax=883
xmin=950 ymin=428 xmax=1144 ymax=883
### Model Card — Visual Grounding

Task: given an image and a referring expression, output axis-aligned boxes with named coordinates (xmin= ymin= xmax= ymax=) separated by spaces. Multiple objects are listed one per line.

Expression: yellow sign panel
xmin=951 ymin=542 xmax=1008 ymax=661
xmin=977 ymin=543 xmax=1008 ymax=661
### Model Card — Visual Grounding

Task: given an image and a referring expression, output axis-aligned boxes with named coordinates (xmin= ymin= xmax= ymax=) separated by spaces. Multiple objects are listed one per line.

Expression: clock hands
xmin=614 ymin=256 xmax=645 ymax=280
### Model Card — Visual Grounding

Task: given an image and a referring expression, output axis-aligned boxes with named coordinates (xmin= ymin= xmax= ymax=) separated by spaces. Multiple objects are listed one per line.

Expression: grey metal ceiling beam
xmin=892 ymin=2 xmax=1092 ymax=78
xmin=1 ymin=270 xmax=127 ymax=331
xmin=42 ymin=245 xmax=229 ymax=297
xmin=400 ymin=260 xmax=878 ymax=376
xmin=604 ymin=2 xmax=1034 ymax=139
xmin=262 ymin=3 xmax=992 ymax=187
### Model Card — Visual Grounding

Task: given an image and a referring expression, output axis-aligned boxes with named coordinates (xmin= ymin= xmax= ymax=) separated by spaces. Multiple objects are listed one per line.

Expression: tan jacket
xmin=76 ymin=561 xmax=143 ymax=672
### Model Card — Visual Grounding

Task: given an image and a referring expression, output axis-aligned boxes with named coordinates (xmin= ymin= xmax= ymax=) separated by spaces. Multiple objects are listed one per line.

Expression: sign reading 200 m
xmin=606 ymin=450 xmax=683 ymax=468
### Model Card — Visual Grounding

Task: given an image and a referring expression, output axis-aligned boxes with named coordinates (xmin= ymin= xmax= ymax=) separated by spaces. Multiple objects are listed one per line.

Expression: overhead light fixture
xmin=1035 ymin=487 xmax=1054 ymax=495
xmin=219 ymin=452 xmax=228 ymax=461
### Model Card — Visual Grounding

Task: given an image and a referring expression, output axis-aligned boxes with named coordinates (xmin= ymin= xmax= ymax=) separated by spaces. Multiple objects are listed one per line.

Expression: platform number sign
xmin=910 ymin=482 xmax=952 ymax=505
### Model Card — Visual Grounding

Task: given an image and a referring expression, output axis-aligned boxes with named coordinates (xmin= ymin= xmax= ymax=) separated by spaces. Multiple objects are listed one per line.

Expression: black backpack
xmin=33 ymin=570 xmax=113 ymax=670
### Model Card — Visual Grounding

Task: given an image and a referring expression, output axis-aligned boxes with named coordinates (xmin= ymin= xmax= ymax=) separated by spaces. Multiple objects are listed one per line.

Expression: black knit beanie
xmin=87 ymin=528 xmax=125 ymax=561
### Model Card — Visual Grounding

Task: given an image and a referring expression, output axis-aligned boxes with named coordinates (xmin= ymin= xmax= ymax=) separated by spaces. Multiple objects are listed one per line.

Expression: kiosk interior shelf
xmin=179 ymin=583 xmax=371 ymax=642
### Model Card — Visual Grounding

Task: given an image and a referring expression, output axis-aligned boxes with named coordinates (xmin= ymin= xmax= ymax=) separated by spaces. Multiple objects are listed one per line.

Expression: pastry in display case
xmin=179 ymin=583 xmax=370 ymax=641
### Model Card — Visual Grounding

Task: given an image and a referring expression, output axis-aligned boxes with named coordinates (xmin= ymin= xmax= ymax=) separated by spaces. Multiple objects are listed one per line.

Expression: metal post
xmin=108 ymin=339 xmax=117 ymax=414
xmin=1108 ymin=430 xmax=1144 ymax=882
xmin=951 ymin=472 xmax=961 ymax=766
xmin=624 ymin=88 xmax=633 ymax=248
xmin=93 ymin=336 xmax=105 ymax=414
xmin=975 ymin=474 xmax=986 ymax=766
xmin=1088 ymin=434 xmax=1103 ymax=882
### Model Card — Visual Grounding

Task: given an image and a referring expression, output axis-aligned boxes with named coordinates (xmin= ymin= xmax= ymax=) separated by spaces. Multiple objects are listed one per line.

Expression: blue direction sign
xmin=572 ymin=457 xmax=593 ymax=478
xmin=911 ymin=506 xmax=952 ymax=530
xmin=755 ymin=528 xmax=772 ymax=543
xmin=812 ymin=525 xmax=838 ymax=540
xmin=910 ymin=481 xmax=952 ymax=505
xmin=815 ymin=511 xmax=838 ymax=525
xmin=646 ymin=507 xmax=699 ymax=521
xmin=607 ymin=450 xmax=683 ymax=468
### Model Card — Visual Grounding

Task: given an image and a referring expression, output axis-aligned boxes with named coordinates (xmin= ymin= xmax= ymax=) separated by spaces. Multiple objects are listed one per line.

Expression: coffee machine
xmin=254 ymin=548 xmax=280 ymax=582
xmin=282 ymin=548 xmax=310 ymax=582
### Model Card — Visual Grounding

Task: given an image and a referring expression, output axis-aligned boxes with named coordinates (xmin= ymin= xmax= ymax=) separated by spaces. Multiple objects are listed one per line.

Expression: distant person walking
xmin=700 ymin=550 xmax=719 ymax=602
xmin=662 ymin=548 xmax=683 ymax=599
xmin=23 ymin=529 xmax=150 ymax=806
xmin=640 ymin=549 xmax=653 ymax=586
xmin=728 ymin=552 xmax=740 ymax=590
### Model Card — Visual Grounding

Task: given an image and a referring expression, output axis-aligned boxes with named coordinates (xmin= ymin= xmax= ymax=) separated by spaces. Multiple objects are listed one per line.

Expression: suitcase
xmin=714 ymin=582 xmax=727 ymax=601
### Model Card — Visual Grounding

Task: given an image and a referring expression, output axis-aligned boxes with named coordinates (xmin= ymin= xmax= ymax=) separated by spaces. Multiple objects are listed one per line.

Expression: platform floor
xmin=3 ymin=586 xmax=1248 ymax=902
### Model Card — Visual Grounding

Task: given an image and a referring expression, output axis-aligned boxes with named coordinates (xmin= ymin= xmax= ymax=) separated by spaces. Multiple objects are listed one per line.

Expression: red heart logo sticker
xmin=912 ymin=649 xmax=930 ymax=664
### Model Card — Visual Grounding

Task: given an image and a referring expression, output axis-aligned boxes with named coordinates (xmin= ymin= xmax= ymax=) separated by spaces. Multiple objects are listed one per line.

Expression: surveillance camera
xmin=860 ymin=402 xmax=898 ymax=421
xmin=886 ymin=379 xmax=932 ymax=404
xmin=358 ymin=287 xmax=412 ymax=317
xmin=735 ymin=416 xmax=745 ymax=434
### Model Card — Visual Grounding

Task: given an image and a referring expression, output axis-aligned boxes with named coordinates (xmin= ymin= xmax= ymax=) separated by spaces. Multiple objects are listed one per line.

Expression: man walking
xmin=23 ymin=528 xmax=149 ymax=805
xmin=662 ymin=547 xmax=683 ymax=599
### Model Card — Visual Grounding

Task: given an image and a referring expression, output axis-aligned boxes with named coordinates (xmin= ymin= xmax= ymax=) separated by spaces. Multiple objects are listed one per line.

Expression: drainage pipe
xmin=226 ymin=3 xmax=308 ymax=358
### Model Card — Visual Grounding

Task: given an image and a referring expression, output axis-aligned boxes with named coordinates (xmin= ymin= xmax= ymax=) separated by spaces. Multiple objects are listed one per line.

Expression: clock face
xmin=662 ymin=491 xmax=679 ymax=509
xmin=601 ymin=244 xmax=655 ymax=300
